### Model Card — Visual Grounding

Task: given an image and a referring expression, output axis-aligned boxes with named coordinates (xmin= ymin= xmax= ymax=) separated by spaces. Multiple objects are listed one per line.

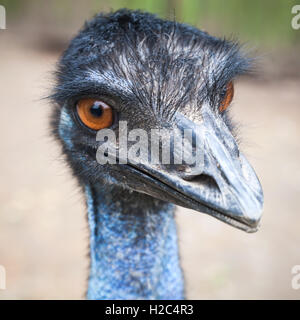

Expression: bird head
xmin=51 ymin=10 xmax=263 ymax=233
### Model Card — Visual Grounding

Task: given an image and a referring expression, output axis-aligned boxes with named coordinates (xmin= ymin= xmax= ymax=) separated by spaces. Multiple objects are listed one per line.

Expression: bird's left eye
xmin=76 ymin=99 xmax=114 ymax=130
xmin=219 ymin=81 xmax=234 ymax=112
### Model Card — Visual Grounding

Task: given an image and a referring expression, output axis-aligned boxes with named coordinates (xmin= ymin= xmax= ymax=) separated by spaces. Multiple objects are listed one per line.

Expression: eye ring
xmin=219 ymin=81 xmax=234 ymax=112
xmin=76 ymin=98 xmax=114 ymax=130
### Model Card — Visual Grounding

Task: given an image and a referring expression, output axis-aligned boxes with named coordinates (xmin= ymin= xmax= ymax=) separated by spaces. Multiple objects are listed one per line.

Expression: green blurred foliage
xmin=1 ymin=0 xmax=299 ymax=47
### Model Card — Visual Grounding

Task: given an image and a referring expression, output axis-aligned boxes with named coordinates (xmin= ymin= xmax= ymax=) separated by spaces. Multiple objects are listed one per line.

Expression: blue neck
xmin=84 ymin=183 xmax=184 ymax=299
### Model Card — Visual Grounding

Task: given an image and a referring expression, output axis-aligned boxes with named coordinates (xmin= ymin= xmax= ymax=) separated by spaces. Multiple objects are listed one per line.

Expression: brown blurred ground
xmin=0 ymin=31 xmax=300 ymax=299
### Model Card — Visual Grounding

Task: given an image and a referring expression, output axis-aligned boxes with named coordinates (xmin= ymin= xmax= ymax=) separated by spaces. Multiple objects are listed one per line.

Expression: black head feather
xmin=50 ymin=9 xmax=252 ymax=187
xmin=51 ymin=9 xmax=251 ymax=111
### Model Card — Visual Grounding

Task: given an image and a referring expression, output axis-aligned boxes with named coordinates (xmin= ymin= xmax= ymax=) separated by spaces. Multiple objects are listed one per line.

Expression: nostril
xmin=183 ymin=173 xmax=221 ymax=192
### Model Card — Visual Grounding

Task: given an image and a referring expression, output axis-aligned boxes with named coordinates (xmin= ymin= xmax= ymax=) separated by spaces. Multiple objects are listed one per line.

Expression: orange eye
xmin=77 ymin=99 xmax=114 ymax=130
xmin=219 ymin=81 xmax=234 ymax=112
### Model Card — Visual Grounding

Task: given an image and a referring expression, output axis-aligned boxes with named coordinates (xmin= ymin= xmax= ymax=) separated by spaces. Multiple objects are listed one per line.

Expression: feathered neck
xmin=84 ymin=183 xmax=184 ymax=299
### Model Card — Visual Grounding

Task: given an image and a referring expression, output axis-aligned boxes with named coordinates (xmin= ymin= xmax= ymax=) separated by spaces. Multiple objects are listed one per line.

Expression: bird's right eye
xmin=219 ymin=81 xmax=234 ymax=112
xmin=76 ymin=98 xmax=114 ymax=130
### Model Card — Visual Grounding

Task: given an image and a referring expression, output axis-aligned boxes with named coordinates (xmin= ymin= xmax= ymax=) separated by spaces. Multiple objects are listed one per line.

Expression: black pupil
xmin=90 ymin=103 xmax=103 ymax=117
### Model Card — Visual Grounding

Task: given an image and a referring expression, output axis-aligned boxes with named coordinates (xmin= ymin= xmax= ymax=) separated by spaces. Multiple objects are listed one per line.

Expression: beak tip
xmin=243 ymin=209 xmax=263 ymax=232
xmin=238 ymin=187 xmax=264 ymax=231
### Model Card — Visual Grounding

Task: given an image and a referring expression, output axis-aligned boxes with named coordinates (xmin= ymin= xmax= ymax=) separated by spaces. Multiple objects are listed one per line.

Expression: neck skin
xmin=84 ymin=183 xmax=184 ymax=300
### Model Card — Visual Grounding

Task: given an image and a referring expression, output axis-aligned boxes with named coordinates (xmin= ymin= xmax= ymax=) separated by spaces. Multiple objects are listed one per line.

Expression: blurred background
xmin=0 ymin=0 xmax=299 ymax=299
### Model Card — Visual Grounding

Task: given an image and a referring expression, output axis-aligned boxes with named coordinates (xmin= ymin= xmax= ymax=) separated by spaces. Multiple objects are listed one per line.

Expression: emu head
xmin=51 ymin=10 xmax=263 ymax=232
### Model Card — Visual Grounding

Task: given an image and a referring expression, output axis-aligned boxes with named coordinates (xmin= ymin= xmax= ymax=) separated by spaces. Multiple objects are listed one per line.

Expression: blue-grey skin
xmin=51 ymin=9 xmax=264 ymax=299
xmin=85 ymin=184 xmax=184 ymax=299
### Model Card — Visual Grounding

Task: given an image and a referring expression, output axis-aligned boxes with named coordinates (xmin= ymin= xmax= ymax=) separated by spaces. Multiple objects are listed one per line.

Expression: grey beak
xmin=172 ymin=104 xmax=264 ymax=231
xmin=124 ymin=104 xmax=263 ymax=233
